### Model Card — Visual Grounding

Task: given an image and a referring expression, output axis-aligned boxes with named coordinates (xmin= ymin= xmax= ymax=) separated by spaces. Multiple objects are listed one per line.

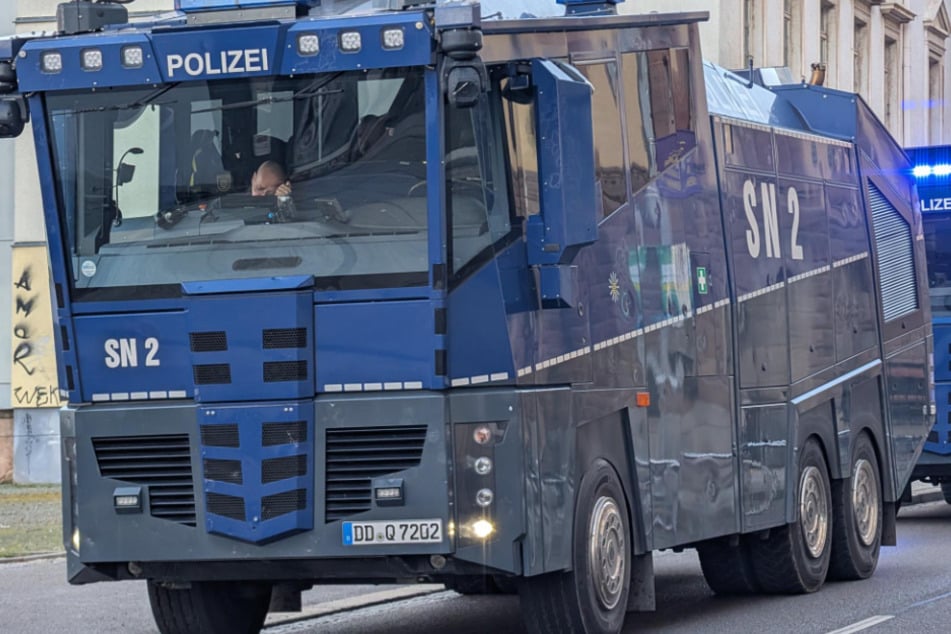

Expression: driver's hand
xmin=276 ymin=181 xmax=292 ymax=197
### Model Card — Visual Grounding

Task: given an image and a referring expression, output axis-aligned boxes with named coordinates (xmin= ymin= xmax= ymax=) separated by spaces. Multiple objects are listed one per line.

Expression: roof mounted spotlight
xmin=557 ymin=0 xmax=622 ymax=15
xmin=57 ymin=1 xmax=131 ymax=36
xmin=436 ymin=3 xmax=487 ymax=109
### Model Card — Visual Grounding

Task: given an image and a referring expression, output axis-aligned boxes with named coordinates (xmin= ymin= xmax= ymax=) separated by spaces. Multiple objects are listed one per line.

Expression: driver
xmin=250 ymin=160 xmax=292 ymax=197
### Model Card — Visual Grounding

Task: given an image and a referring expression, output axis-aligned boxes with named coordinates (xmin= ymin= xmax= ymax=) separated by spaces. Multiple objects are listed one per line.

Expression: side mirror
xmin=0 ymin=98 xmax=25 ymax=138
xmin=116 ymin=162 xmax=136 ymax=186
xmin=446 ymin=63 xmax=485 ymax=108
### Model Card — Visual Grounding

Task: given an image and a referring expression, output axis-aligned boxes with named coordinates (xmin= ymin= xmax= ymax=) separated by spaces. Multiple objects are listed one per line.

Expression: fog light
xmin=471 ymin=519 xmax=494 ymax=539
xmin=41 ymin=51 xmax=63 ymax=73
xmin=475 ymin=488 xmax=494 ymax=508
xmin=81 ymin=48 xmax=103 ymax=71
xmin=297 ymin=33 xmax=320 ymax=56
xmin=474 ymin=457 xmax=493 ymax=475
xmin=121 ymin=45 xmax=144 ymax=68
xmin=71 ymin=528 xmax=80 ymax=552
xmin=340 ymin=31 xmax=362 ymax=52
xmin=382 ymin=28 xmax=405 ymax=50
xmin=473 ymin=425 xmax=492 ymax=445
xmin=113 ymin=486 xmax=142 ymax=513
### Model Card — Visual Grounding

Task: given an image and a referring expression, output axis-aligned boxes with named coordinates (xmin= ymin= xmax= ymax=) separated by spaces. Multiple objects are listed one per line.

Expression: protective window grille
xmin=868 ymin=182 xmax=918 ymax=321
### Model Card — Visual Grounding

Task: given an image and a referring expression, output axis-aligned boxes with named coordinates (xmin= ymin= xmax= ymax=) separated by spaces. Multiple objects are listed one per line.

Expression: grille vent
xmin=190 ymin=331 xmax=228 ymax=353
xmin=263 ymin=421 xmax=307 ymax=446
xmin=203 ymin=458 xmax=243 ymax=485
xmin=325 ymin=425 xmax=427 ymax=522
xmin=201 ymin=424 xmax=240 ymax=448
xmin=868 ymin=182 xmax=918 ymax=321
xmin=264 ymin=361 xmax=308 ymax=383
xmin=207 ymin=492 xmax=246 ymax=521
xmin=262 ymin=489 xmax=307 ymax=521
xmin=92 ymin=434 xmax=195 ymax=526
xmin=262 ymin=454 xmax=307 ymax=484
xmin=194 ymin=364 xmax=232 ymax=385
xmin=263 ymin=328 xmax=307 ymax=349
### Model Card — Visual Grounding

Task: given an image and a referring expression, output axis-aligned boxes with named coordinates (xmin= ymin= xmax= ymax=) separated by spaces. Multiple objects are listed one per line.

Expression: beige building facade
xmin=622 ymin=0 xmax=951 ymax=147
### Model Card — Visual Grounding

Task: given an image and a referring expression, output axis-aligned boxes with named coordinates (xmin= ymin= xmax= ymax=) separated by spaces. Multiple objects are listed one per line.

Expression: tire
xmin=147 ymin=580 xmax=272 ymax=634
xmin=697 ymin=537 xmax=760 ymax=594
xmin=829 ymin=433 xmax=882 ymax=581
xmin=941 ymin=482 xmax=951 ymax=505
xmin=748 ymin=439 xmax=832 ymax=594
xmin=519 ymin=460 xmax=631 ymax=634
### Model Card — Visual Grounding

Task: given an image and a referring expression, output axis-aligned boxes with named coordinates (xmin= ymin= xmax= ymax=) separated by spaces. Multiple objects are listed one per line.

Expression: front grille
xmin=203 ymin=458 xmax=243 ymax=485
xmin=263 ymin=328 xmax=307 ymax=349
xmin=92 ymin=434 xmax=195 ymax=526
xmin=201 ymin=424 xmax=240 ymax=448
xmin=324 ymin=425 xmax=427 ymax=522
xmin=262 ymin=488 xmax=307 ymax=521
xmin=262 ymin=421 xmax=307 ymax=446
xmin=263 ymin=361 xmax=307 ymax=383
xmin=262 ymin=455 xmax=307 ymax=484
xmin=194 ymin=364 xmax=232 ymax=385
xmin=207 ymin=492 xmax=246 ymax=521
xmin=190 ymin=331 xmax=228 ymax=353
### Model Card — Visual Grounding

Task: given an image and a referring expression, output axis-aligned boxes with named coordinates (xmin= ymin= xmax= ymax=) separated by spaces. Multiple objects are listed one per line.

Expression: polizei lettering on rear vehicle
xmin=166 ymin=49 xmax=270 ymax=78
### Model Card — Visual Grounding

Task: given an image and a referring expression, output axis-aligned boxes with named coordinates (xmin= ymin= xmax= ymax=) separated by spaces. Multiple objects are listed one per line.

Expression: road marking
xmin=264 ymin=585 xmax=446 ymax=629
xmin=825 ymin=615 xmax=894 ymax=634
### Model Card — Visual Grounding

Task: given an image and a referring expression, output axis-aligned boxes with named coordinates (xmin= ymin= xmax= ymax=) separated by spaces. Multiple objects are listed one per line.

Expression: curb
xmin=911 ymin=490 xmax=945 ymax=505
xmin=0 ymin=551 xmax=64 ymax=564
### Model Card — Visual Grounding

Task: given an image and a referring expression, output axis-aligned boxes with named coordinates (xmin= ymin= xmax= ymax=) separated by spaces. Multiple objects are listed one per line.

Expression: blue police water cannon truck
xmin=0 ymin=1 xmax=935 ymax=632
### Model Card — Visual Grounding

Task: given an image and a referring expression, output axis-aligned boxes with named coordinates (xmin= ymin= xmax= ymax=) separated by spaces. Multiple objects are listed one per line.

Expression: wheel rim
xmin=852 ymin=458 xmax=880 ymax=547
xmin=799 ymin=465 xmax=829 ymax=559
xmin=588 ymin=496 xmax=626 ymax=611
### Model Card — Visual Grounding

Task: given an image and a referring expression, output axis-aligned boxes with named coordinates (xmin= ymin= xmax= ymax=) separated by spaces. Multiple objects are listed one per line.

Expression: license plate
xmin=342 ymin=519 xmax=443 ymax=545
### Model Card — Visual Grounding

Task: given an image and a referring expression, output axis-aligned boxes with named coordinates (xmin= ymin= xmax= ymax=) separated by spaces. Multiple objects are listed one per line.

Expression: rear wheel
xmin=697 ymin=537 xmax=760 ymax=594
xmin=147 ymin=580 xmax=272 ymax=634
xmin=829 ymin=433 xmax=882 ymax=580
xmin=519 ymin=460 xmax=631 ymax=634
xmin=749 ymin=439 xmax=831 ymax=594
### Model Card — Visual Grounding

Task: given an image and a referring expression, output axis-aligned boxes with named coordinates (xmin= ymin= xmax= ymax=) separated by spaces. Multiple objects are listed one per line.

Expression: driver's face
xmin=251 ymin=168 xmax=283 ymax=196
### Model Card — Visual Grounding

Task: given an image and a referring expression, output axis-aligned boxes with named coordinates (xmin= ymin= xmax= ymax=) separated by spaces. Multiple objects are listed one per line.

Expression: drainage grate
xmin=263 ymin=328 xmax=307 ymax=349
xmin=194 ymin=364 xmax=232 ymax=385
xmin=190 ymin=331 xmax=228 ymax=353
xmin=324 ymin=425 xmax=427 ymax=522
xmin=263 ymin=361 xmax=308 ymax=383
xmin=92 ymin=434 xmax=195 ymax=526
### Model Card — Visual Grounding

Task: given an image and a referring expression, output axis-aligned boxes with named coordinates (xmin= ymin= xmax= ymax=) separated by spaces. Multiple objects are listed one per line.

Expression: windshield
xmin=924 ymin=213 xmax=951 ymax=316
xmin=46 ymin=68 xmax=452 ymax=300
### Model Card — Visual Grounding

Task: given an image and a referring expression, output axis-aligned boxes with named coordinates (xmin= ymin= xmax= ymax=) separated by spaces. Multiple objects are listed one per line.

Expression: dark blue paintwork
xmin=177 ymin=0 xmax=317 ymax=10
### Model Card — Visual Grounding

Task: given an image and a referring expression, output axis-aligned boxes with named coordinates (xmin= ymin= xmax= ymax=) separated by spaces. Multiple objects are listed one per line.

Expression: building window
xmin=853 ymin=17 xmax=869 ymax=97
xmin=820 ymin=1 xmax=835 ymax=66
xmin=930 ymin=59 xmax=944 ymax=144
xmin=783 ymin=0 xmax=800 ymax=75
xmin=884 ymin=37 xmax=898 ymax=133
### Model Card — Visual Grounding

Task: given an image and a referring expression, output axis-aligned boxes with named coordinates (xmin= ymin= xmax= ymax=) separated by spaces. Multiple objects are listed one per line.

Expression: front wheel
xmin=519 ymin=460 xmax=631 ymax=634
xmin=829 ymin=433 xmax=882 ymax=580
xmin=147 ymin=580 xmax=272 ymax=634
xmin=941 ymin=482 xmax=951 ymax=505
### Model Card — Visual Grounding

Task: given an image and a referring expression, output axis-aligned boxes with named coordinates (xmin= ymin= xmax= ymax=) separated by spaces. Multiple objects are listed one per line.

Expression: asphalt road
xmin=1 ymin=501 xmax=950 ymax=633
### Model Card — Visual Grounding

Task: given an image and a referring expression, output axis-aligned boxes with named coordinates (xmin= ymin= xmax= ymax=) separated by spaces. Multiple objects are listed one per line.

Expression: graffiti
xmin=13 ymin=386 xmax=60 ymax=407
xmin=10 ymin=246 xmax=63 ymax=408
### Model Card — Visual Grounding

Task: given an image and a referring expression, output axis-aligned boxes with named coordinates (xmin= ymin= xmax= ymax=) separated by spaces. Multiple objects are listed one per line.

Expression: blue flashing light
xmin=914 ymin=164 xmax=951 ymax=178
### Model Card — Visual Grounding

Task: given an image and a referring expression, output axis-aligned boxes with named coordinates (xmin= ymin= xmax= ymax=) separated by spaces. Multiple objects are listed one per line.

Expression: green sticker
xmin=696 ymin=267 xmax=708 ymax=295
